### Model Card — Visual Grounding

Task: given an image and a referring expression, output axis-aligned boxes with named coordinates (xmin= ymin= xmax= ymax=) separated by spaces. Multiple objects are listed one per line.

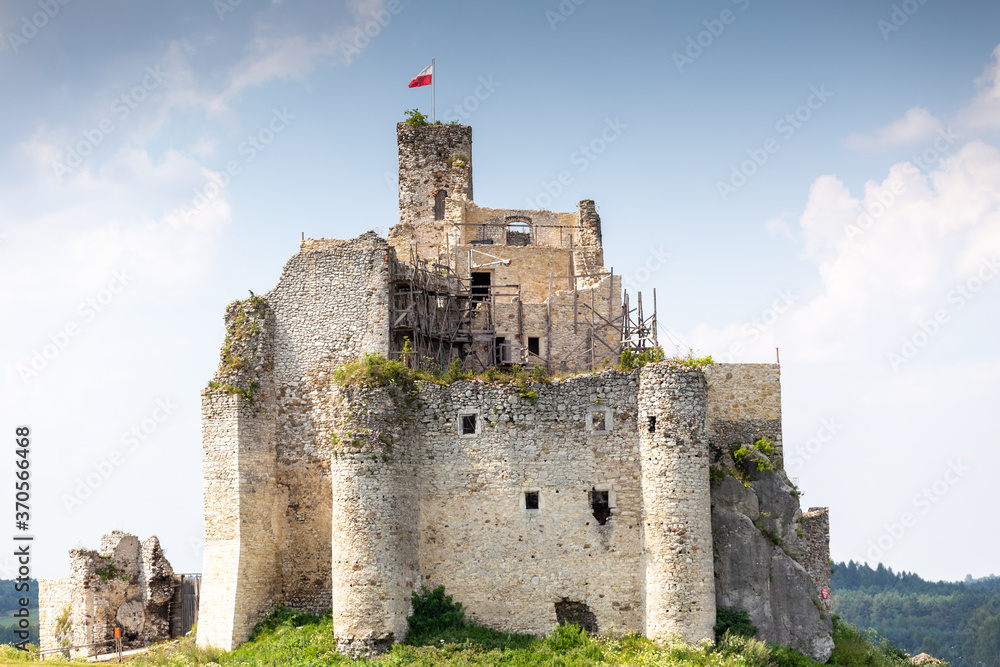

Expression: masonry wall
xmin=413 ymin=372 xmax=644 ymax=636
xmin=638 ymin=364 xmax=716 ymax=644
xmin=199 ymin=301 xmax=283 ymax=651
xmin=801 ymin=507 xmax=832 ymax=611
xmin=393 ymin=123 xmax=473 ymax=261
xmin=266 ymin=232 xmax=393 ymax=614
xmin=38 ymin=532 xmax=175 ymax=658
xmin=703 ymin=364 xmax=783 ymax=466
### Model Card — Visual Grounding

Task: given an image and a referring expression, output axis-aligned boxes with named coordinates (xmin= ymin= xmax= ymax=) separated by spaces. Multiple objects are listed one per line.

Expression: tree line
xmin=833 ymin=561 xmax=1000 ymax=667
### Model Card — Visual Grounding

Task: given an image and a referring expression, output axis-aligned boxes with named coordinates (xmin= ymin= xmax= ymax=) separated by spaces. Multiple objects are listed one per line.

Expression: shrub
xmin=406 ymin=586 xmax=466 ymax=642
xmin=714 ymin=606 xmax=758 ymax=642
xmin=334 ymin=353 xmax=415 ymax=390
xmin=404 ymin=108 xmax=429 ymax=126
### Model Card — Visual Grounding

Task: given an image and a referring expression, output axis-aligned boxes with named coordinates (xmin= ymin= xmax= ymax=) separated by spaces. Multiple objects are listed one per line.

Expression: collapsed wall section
xmin=637 ymin=363 xmax=716 ymax=644
xmin=801 ymin=507 xmax=832 ymax=611
xmin=37 ymin=532 xmax=175 ymax=658
xmin=199 ymin=298 xmax=282 ymax=651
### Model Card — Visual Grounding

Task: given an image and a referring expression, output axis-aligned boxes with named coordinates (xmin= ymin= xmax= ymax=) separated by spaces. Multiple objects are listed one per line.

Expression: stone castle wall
xmin=801 ymin=507 xmax=832 ymax=611
xmin=704 ymin=364 xmax=783 ymax=465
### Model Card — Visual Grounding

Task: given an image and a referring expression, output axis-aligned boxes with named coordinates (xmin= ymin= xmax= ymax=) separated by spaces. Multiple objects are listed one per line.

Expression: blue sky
xmin=2 ymin=0 xmax=998 ymax=581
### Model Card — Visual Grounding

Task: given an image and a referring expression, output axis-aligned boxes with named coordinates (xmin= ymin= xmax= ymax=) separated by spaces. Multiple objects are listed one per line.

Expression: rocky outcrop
xmin=711 ymin=447 xmax=834 ymax=662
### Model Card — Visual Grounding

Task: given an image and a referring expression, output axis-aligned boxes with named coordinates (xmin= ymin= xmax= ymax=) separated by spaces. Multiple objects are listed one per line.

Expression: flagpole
xmin=432 ymin=58 xmax=436 ymax=123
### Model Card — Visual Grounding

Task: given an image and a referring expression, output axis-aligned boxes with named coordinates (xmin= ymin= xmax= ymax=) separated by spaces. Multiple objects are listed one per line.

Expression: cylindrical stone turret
xmin=638 ymin=363 xmax=716 ymax=644
xmin=330 ymin=386 xmax=419 ymax=658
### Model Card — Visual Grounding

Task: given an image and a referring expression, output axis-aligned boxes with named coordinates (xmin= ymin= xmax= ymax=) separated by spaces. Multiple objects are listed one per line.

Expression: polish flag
xmin=408 ymin=63 xmax=433 ymax=88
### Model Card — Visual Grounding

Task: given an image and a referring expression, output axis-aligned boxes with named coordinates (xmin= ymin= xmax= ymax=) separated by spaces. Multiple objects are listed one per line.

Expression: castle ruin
xmin=196 ymin=122 xmax=834 ymax=660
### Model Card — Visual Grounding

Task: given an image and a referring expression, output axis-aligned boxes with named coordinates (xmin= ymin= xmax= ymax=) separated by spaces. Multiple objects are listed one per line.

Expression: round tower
xmin=329 ymin=385 xmax=419 ymax=658
xmin=638 ymin=363 xmax=716 ymax=644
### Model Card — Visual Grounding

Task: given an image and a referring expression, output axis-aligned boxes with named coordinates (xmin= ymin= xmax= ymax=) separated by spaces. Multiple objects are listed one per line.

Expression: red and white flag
xmin=408 ymin=62 xmax=433 ymax=88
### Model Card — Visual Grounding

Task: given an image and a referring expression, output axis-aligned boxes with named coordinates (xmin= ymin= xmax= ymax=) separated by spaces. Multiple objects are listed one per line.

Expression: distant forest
xmin=833 ymin=561 xmax=1000 ymax=667
xmin=0 ymin=579 xmax=38 ymax=646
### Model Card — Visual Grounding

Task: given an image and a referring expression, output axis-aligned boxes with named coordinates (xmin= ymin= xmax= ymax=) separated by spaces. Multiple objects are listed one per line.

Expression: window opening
xmin=528 ymin=337 xmax=540 ymax=356
xmin=525 ymin=491 xmax=539 ymax=510
xmin=591 ymin=489 xmax=611 ymax=525
xmin=471 ymin=272 xmax=491 ymax=300
xmin=434 ymin=190 xmax=447 ymax=221
xmin=591 ymin=411 xmax=606 ymax=432
xmin=648 ymin=416 xmax=656 ymax=433
xmin=461 ymin=414 xmax=477 ymax=435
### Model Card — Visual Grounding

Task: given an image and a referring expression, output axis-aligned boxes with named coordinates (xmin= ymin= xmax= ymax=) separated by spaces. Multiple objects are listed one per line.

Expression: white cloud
xmin=845 ymin=107 xmax=944 ymax=152
xmin=956 ymin=44 xmax=1000 ymax=131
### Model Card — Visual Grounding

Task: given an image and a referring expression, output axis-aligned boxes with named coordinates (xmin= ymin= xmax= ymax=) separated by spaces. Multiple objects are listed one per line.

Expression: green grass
xmin=0 ymin=609 xmax=915 ymax=667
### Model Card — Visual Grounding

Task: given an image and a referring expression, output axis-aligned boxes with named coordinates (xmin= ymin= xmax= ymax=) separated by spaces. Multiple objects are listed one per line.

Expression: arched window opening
xmin=434 ymin=190 xmax=448 ymax=221
xmin=506 ymin=220 xmax=531 ymax=246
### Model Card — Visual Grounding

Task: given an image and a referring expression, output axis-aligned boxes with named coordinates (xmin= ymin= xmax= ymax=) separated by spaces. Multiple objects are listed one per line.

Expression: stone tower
xmin=391 ymin=123 xmax=473 ymax=261
xmin=638 ymin=364 xmax=717 ymax=644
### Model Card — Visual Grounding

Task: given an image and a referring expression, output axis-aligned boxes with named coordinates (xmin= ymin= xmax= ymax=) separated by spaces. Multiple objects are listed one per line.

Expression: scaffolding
xmin=389 ymin=252 xmax=658 ymax=374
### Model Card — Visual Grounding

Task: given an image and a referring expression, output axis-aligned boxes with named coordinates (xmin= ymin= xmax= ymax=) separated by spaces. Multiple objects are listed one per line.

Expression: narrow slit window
xmin=591 ymin=489 xmax=611 ymax=525
xmin=648 ymin=416 xmax=656 ymax=433
xmin=525 ymin=491 xmax=539 ymax=510
xmin=434 ymin=190 xmax=447 ymax=221
xmin=461 ymin=414 xmax=477 ymax=435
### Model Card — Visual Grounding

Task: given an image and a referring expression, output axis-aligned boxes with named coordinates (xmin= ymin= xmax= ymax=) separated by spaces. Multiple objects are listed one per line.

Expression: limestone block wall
xmin=704 ymin=363 xmax=783 ymax=466
xmin=199 ymin=299 xmax=283 ymax=651
xmin=38 ymin=578 xmax=70 ymax=656
xmin=801 ymin=507 xmax=832 ymax=611
xmin=414 ymin=372 xmax=643 ymax=637
xmin=38 ymin=532 xmax=175 ymax=658
xmin=637 ymin=363 xmax=716 ymax=644
xmin=267 ymin=232 xmax=392 ymax=613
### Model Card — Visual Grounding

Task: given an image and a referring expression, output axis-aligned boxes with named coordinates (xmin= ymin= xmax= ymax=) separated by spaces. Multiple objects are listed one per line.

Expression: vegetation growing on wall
xmin=204 ymin=294 xmax=269 ymax=402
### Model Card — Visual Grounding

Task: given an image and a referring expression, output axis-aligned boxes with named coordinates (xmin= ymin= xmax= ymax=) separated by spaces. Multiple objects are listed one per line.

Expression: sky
xmin=1 ymin=0 xmax=998 ymax=583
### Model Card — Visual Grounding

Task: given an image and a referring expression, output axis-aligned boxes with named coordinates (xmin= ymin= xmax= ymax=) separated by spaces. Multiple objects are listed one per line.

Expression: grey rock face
xmin=711 ymin=456 xmax=833 ymax=662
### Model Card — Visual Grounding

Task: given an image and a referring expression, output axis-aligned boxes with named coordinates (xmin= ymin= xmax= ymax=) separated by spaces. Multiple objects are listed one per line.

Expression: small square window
xmin=592 ymin=412 xmax=606 ymax=432
xmin=525 ymin=491 xmax=539 ymax=510
xmin=461 ymin=414 xmax=477 ymax=435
